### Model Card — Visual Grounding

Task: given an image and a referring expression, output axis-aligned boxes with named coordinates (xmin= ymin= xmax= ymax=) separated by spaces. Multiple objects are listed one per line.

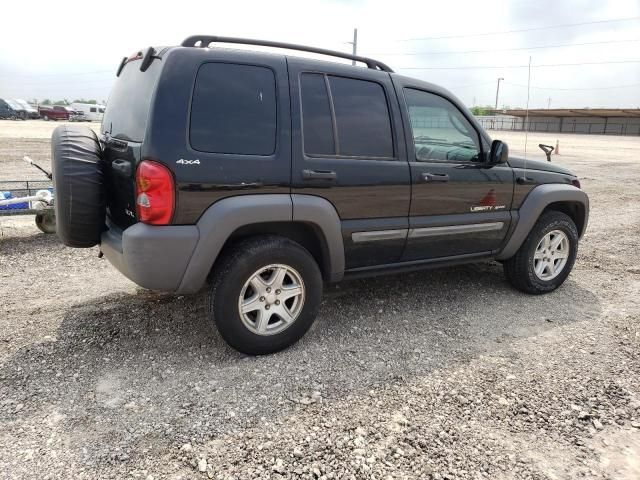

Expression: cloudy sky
xmin=0 ymin=0 xmax=638 ymax=109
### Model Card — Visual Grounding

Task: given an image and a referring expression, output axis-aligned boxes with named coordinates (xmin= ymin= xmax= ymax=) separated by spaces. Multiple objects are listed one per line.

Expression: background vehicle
xmin=38 ymin=105 xmax=71 ymax=121
xmin=51 ymin=37 xmax=589 ymax=355
xmin=0 ymin=98 xmax=27 ymax=119
xmin=70 ymin=103 xmax=105 ymax=121
xmin=13 ymin=99 xmax=40 ymax=119
xmin=66 ymin=107 xmax=87 ymax=122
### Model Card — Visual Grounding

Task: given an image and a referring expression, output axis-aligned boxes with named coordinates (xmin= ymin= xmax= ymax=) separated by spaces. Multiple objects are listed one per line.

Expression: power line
xmin=367 ymin=38 xmax=640 ymax=56
xmin=2 ymin=78 xmax=115 ymax=86
xmin=5 ymin=70 xmax=113 ymax=78
xmin=398 ymin=59 xmax=640 ymax=70
xmin=399 ymin=15 xmax=640 ymax=41
xmin=447 ymin=81 xmax=496 ymax=89
xmin=504 ymin=81 xmax=640 ymax=91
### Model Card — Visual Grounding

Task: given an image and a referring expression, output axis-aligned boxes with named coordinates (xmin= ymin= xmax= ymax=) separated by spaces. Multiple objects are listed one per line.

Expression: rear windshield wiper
xmin=116 ymin=47 xmax=157 ymax=77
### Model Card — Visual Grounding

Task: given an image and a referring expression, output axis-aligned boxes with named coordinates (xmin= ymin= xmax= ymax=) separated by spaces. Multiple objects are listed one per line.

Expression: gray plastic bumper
xmin=100 ymin=194 xmax=345 ymax=294
xmin=100 ymin=222 xmax=199 ymax=292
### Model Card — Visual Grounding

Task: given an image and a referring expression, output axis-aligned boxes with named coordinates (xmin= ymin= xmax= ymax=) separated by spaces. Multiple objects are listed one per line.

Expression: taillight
xmin=136 ymin=160 xmax=174 ymax=225
xmin=571 ymin=178 xmax=581 ymax=189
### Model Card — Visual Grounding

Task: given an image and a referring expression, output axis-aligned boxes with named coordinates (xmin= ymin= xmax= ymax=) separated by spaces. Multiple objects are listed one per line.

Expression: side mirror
xmin=489 ymin=139 xmax=509 ymax=164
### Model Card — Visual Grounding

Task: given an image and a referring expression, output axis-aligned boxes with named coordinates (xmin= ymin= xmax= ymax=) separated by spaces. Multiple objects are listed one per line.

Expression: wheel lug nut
xmin=266 ymin=287 xmax=271 ymax=293
xmin=276 ymin=289 xmax=281 ymax=295
xmin=265 ymin=305 xmax=270 ymax=310
xmin=259 ymin=296 xmax=265 ymax=302
xmin=275 ymin=300 xmax=280 ymax=305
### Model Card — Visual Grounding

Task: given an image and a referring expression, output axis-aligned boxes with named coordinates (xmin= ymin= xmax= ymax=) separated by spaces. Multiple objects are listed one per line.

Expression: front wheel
xmin=503 ymin=211 xmax=579 ymax=294
xmin=209 ymin=236 xmax=323 ymax=355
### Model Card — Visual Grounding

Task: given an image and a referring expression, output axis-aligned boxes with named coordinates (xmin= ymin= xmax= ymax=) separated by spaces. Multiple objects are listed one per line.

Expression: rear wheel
xmin=209 ymin=236 xmax=323 ymax=355
xmin=43 ymin=115 xmax=49 ymax=121
xmin=503 ymin=211 xmax=578 ymax=294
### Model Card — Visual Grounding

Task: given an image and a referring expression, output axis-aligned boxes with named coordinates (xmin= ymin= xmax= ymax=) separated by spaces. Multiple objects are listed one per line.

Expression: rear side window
xmin=90 ymin=107 xmax=97 ymax=113
xmin=300 ymin=74 xmax=335 ymax=155
xmin=300 ymin=74 xmax=393 ymax=158
xmin=190 ymin=63 xmax=277 ymax=155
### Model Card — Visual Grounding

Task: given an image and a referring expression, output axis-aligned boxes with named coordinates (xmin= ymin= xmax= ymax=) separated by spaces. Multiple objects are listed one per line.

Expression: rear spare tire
xmin=51 ymin=124 xmax=106 ymax=247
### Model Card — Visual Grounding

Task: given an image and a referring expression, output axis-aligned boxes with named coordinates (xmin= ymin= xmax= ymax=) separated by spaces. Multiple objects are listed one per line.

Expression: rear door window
xmin=329 ymin=76 xmax=393 ymax=158
xmin=300 ymin=73 xmax=335 ymax=156
xmin=299 ymin=74 xmax=394 ymax=159
xmin=190 ymin=63 xmax=277 ymax=155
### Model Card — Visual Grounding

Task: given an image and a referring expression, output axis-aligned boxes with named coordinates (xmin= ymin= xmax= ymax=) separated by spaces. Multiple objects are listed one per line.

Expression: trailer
xmin=0 ymin=157 xmax=56 ymax=233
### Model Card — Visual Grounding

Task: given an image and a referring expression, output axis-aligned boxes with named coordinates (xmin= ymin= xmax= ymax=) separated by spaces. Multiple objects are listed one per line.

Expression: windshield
xmin=14 ymin=99 xmax=35 ymax=111
xmin=102 ymin=58 xmax=162 ymax=142
xmin=5 ymin=99 xmax=22 ymax=110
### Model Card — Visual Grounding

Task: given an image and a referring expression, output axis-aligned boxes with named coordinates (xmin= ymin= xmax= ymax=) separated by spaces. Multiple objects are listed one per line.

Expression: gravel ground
xmin=1 ymin=123 xmax=639 ymax=479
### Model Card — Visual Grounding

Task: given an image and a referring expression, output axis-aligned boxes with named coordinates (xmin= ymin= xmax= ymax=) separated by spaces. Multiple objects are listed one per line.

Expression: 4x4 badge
xmin=176 ymin=158 xmax=200 ymax=165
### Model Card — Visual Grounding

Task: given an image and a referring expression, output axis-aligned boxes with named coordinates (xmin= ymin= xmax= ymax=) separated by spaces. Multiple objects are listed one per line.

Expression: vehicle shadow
xmin=0 ymin=261 xmax=602 ymax=464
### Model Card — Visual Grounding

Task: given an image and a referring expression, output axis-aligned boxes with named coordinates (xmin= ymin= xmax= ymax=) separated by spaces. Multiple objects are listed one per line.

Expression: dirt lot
xmin=0 ymin=120 xmax=639 ymax=479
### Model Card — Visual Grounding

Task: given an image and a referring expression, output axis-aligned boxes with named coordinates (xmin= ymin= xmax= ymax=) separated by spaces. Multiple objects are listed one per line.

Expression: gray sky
xmin=1 ymin=0 xmax=639 ymax=108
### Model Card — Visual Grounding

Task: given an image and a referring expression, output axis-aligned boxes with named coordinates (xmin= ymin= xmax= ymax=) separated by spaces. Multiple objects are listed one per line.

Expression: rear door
xmin=396 ymin=86 xmax=514 ymax=261
xmin=101 ymin=56 xmax=164 ymax=228
xmin=288 ymin=59 xmax=411 ymax=269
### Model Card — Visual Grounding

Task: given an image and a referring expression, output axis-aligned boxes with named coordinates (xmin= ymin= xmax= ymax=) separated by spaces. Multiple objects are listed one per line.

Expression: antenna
xmin=523 ymin=56 xmax=532 ymax=181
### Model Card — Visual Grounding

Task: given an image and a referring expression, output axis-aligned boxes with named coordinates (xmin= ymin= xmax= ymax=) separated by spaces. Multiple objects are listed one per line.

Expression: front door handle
xmin=302 ymin=169 xmax=337 ymax=181
xmin=422 ymin=172 xmax=449 ymax=183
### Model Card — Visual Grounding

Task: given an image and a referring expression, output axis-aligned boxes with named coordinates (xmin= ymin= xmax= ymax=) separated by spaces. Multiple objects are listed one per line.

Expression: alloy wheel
xmin=238 ymin=264 xmax=305 ymax=336
xmin=533 ymin=229 xmax=570 ymax=281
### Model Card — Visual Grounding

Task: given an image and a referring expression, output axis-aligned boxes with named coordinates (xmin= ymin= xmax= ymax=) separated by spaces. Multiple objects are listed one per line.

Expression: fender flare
xmin=496 ymin=184 xmax=589 ymax=260
xmin=177 ymin=194 xmax=344 ymax=293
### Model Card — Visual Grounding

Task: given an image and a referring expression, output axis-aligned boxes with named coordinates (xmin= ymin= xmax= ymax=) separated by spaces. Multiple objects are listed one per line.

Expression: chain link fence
xmin=477 ymin=117 xmax=640 ymax=136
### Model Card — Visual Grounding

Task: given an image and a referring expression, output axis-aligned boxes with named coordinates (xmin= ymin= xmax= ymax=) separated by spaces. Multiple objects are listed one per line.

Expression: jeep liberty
xmin=51 ymin=36 xmax=589 ymax=354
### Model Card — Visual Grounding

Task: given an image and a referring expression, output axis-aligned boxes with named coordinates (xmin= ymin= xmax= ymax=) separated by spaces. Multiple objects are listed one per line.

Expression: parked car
xmin=38 ymin=105 xmax=71 ymax=121
xmin=70 ymin=103 xmax=105 ymax=121
xmin=51 ymin=37 xmax=589 ymax=355
xmin=67 ymin=107 xmax=87 ymax=122
xmin=0 ymin=98 xmax=27 ymax=119
xmin=13 ymin=99 xmax=40 ymax=119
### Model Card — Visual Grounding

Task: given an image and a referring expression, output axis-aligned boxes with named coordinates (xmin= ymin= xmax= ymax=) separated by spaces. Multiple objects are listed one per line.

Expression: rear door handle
xmin=112 ymin=159 xmax=132 ymax=177
xmin=422 ymin=172 xmax=449 ymax=183
xmin=302 ymin=169 xmax=337 ymax=181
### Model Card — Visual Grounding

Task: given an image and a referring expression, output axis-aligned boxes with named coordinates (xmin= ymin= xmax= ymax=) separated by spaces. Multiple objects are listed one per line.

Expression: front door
xmin=288 ymin=59 xmax=411 ymax=269
xmin=397 ymin=87 xmax=514 ymax=261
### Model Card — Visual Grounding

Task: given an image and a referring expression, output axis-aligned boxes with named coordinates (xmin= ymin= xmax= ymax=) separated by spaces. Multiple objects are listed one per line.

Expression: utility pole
xmin=547 ymin=97 xmax=552 ymax=109
xmin=495 ymin=77 xmax=504 ymax=110
xmin=347 ymin=28 xmax=358 ymax=65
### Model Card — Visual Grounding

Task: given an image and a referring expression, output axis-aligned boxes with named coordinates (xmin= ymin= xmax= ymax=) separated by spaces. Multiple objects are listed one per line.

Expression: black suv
xmin=52 ymin=36 xmax=589 ymax=354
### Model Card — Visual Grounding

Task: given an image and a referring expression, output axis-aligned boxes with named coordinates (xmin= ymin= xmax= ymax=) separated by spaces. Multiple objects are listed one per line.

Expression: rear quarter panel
xmin=145 ymin=48 xmax=292 ymax=224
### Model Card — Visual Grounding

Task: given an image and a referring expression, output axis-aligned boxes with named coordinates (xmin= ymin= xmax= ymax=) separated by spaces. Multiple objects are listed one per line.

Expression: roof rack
xmin=181 ymin=35 xmax=394 ymax=73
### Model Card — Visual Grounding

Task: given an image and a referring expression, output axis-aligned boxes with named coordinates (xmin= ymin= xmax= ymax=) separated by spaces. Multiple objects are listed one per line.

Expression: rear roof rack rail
xmin=181 ymin=35 xmax=394 ymax=73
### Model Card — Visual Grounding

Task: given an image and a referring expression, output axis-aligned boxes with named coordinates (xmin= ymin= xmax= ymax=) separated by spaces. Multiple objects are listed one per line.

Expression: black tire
xmin=503 ymin=211 xmax=579 ymax=294
xmin=51 ymin=124 xmax=106 ymax=247
xmin=209 ymin=235 xmax=323 ymax=355
xmin=35 ymin=211 xmax=57 ymax=234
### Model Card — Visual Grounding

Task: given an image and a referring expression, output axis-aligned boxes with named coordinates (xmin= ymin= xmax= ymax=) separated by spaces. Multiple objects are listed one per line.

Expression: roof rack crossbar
xmin=181 ymin=35 xmax=394 ymax=73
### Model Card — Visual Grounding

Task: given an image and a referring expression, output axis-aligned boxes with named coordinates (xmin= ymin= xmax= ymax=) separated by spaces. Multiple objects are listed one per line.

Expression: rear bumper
xmin=100 ymin=221 xmax=199 ymax=292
